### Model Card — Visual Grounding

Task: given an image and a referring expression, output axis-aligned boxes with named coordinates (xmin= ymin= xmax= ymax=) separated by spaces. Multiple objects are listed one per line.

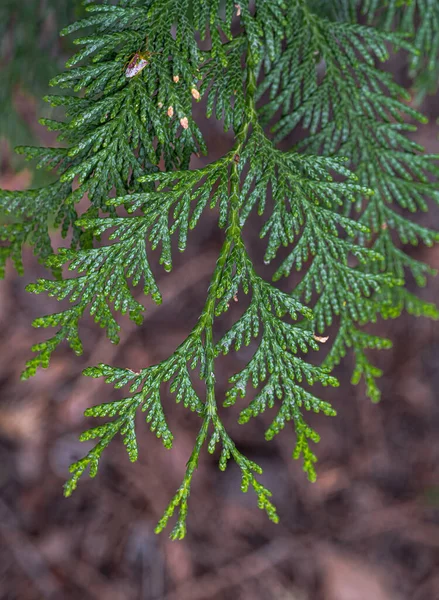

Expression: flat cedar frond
xmin=361 ymin=1 xmax=439 ymax=99
xmin=1 ymin=0 xmax=437 ymax=538
xmin=312 ymin=1 xmax=439 ymax=98
xmin=259 ymin=3 xmax=439 ymax=400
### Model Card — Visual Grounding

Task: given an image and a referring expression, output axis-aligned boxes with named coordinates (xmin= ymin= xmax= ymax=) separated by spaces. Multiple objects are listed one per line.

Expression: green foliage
xmin=1 ymin=0 xmax=438 ymax=538
xmin=312 ymin=0 xmax=439 ymax=99
xmin=259 ymin=4 xmax=439 ymax=400
xmin=0 ymin=0 xmax=81 ymax=164
xmin=376 ymin=1 xmax=439 ymax=99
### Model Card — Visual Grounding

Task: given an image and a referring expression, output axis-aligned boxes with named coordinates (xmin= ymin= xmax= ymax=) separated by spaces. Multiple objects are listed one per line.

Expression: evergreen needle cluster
xmin=0 ymin=0 xmax=437 ymax=539
xmin=321 ymin=0 xmax=439 ymax=99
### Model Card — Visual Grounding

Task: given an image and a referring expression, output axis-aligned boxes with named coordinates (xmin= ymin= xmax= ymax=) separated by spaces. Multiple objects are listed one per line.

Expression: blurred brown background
xmin=1 ymin=5 xmax=439 ymax=600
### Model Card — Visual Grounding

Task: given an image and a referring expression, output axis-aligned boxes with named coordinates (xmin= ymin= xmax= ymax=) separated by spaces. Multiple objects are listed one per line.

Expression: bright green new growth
xmin=0 ymin=0 xmax=437 ymax=539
